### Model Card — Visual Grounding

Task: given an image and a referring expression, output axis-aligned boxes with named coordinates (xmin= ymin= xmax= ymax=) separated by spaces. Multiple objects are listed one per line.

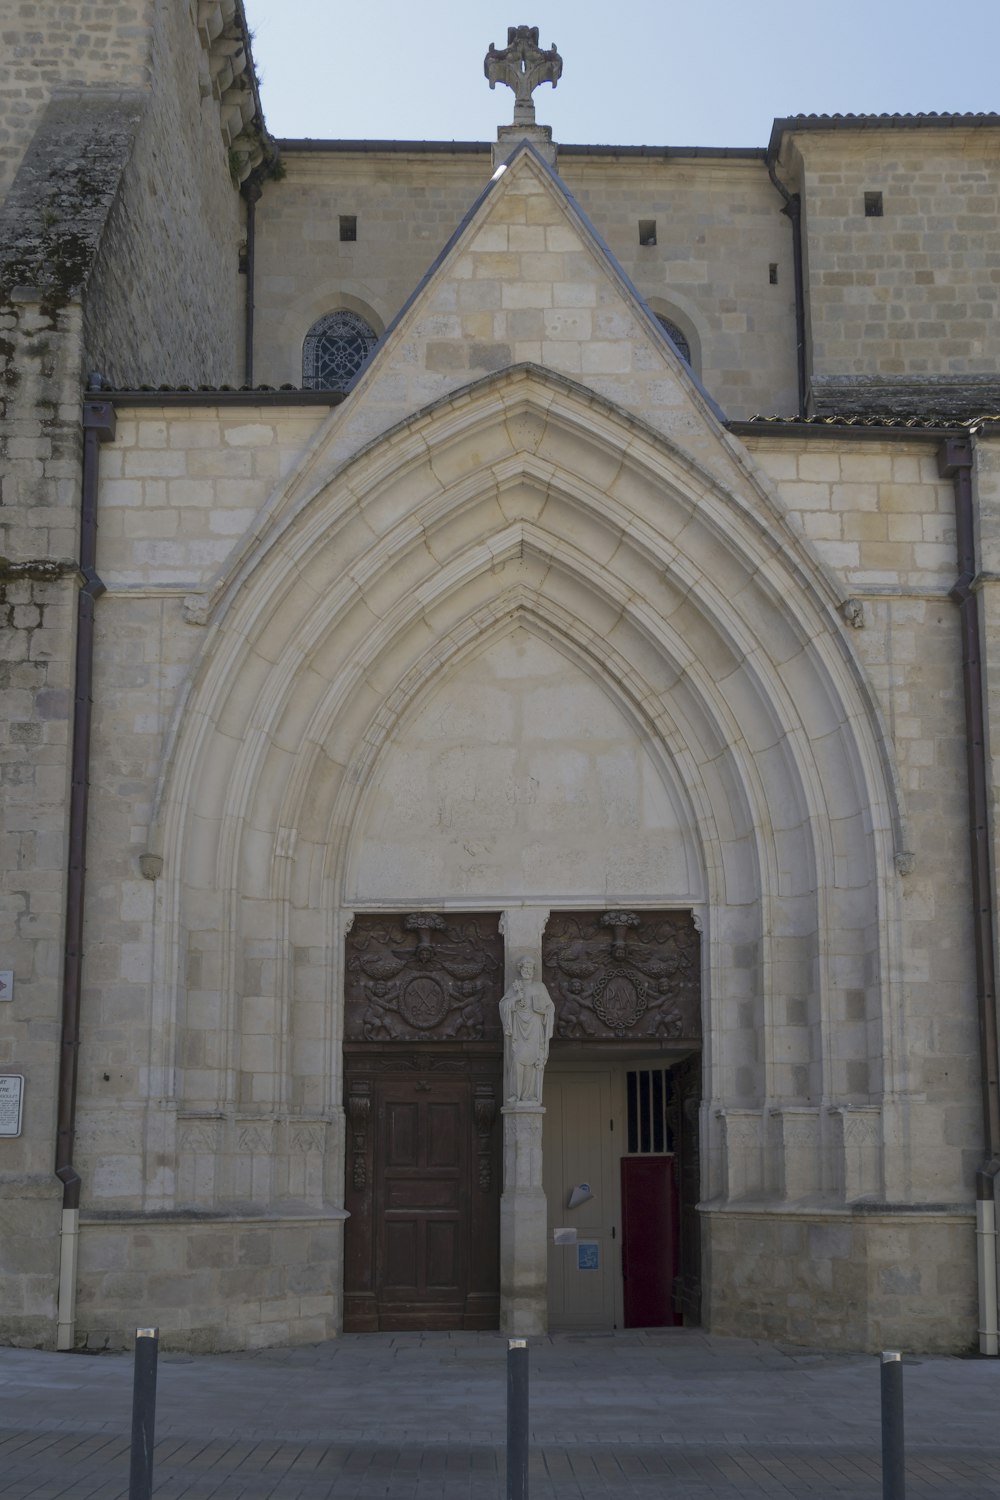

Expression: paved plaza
xmin=1 ymin=1328 xmax=999 ymax=1498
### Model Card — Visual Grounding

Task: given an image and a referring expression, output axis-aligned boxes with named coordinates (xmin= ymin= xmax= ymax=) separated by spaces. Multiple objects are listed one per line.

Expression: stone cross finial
xmin=484 ymin=26 xmax=562 ymax=126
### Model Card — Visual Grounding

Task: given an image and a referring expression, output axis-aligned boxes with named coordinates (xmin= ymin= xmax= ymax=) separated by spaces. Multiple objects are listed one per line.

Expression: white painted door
xmin=543 ymin=1069 xmax=619 ymax=1329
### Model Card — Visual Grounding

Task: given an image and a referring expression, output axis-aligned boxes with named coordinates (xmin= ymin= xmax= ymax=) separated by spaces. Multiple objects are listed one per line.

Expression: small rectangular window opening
xmin=864 ymin=192 xmax=883 ymax=218
xmin=339 ymin=214 xmax=357 ymax=242
xmin=626 ymin=1069 xmax=674 ymax=1154
xmin=638 ymin=218 xmax=657 ymax=247
xmin=768 ymin=262 xmax=778 ymax=285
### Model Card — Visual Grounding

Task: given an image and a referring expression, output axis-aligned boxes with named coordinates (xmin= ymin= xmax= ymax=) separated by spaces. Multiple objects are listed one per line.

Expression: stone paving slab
xmin=1 ymin=1330 xmax=999 ymax=1497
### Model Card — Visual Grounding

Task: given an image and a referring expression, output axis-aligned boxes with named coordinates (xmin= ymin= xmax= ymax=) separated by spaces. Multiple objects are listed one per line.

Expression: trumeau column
xmin=499 ymin=907 xmax=550 ymax=1334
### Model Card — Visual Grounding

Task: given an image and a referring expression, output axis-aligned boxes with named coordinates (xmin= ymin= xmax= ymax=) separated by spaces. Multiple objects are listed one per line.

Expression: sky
xmin=243 ymin=0 xmax=999 ymax=149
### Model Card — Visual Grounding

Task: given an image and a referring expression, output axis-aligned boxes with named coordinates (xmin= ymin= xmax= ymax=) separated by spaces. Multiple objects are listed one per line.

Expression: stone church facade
xmin=3 ymin=3 xmax=1000 ymax=1355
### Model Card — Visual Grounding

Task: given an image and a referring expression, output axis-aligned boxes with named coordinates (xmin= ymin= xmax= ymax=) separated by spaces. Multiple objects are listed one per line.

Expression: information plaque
xmin=0 ymin=1075 xmax=24 ymax=1138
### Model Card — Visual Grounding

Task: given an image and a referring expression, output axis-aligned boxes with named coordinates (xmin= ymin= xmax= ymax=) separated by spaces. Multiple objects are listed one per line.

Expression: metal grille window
xmin=654 ymin=314 xmax=691 ymax=365
xmin=303 ymin=310 xmax=378 ymax=392
xmin=626 ymin=1068 xmax=676 ymax=1154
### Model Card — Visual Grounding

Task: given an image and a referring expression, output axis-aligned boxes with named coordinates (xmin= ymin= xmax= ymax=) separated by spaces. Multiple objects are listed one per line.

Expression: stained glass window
xmin=654 ymin=314 xmax=691 ymax=366
xmin=302 ymin=310 xmax=378 ymax=391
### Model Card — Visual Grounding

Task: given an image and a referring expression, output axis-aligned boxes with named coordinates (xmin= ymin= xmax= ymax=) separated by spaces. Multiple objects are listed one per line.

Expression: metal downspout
xmin=939 ymin=435 xmax=1000 ymax=1356
xmin=767 ymin=159 xmax=807 ymax=418
xmin=243 ymin=184 xmax=259 ymax=385
xmin=54 ymin=396 xmax=115 ymax=1351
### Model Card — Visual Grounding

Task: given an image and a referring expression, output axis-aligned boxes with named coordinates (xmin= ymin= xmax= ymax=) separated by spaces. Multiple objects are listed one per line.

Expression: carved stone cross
xmin=484 ymin=26 xmax=562 ymax=126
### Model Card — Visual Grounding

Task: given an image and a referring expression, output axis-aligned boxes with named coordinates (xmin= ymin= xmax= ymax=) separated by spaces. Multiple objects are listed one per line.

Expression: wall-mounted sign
xmin=577 ymin=1241 xmax=600 ymax=1272
xmin=0 ymin=1075 xmax=24 ymax=1137
xmin=0 ymin=971 xmax=13 ymax=1002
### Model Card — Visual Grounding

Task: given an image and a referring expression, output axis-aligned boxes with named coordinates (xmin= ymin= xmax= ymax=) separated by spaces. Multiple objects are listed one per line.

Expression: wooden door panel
xmin=384 ymin=1220 xmax=418 ymax=1290
xmin=345 ymin=1068 xmax=499 ymax=1330
xmin=426 ymin=1102 xmax=462 ymax=1166
xmin=386 ymin=1178 xmax=460 ymax=1210
xmin=425 ymin=1219 xmax=461 ymax=1289
xmin=386 ymin=1101 xmax=418 ymax=1165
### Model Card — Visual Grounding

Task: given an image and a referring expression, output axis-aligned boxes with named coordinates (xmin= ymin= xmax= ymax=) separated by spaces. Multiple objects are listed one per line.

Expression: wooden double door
xmin=343 ymin=1058 xmax=501 ymax=1330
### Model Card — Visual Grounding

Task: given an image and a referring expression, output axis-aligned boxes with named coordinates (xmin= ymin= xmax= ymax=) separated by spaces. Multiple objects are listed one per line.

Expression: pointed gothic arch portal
xmin=153 ymin=365 xmax=903 ymax=1339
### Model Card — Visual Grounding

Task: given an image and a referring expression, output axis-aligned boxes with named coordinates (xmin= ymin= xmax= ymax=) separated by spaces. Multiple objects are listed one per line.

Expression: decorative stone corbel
xmin=894 ymin=851 xmax=915 ymax=877
xmin=139 ymin=853 xmax=163 ymax=881
xmin=840 ymin=598 xmax=865 ymax=629
xmin=183 ymin=595 xmax=209 ymax=626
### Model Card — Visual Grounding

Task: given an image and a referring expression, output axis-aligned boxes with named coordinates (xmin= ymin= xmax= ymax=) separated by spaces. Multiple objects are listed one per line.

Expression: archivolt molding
xmin=181 ymin=366 xmax=840 ymax=635
xmin=142 ymin=366 xmax=915 ymax=1130
xmin=179 ymin=509 xmax=835 ymax=892
xmin=149 ymin=368 xmax=905 ymax=871
xmin=149 ymin=371 xmax=906 ymax=1007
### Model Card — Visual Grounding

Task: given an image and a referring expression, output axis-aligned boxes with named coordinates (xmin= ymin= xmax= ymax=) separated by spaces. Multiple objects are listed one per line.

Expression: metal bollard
xmin=506 ymin=1337 xmax=529 ymax=1500
xmin=129 ymin=1326 xmax=159 ymax=1500
xmin=880 ymin=1349 xmax=905 ymax=1500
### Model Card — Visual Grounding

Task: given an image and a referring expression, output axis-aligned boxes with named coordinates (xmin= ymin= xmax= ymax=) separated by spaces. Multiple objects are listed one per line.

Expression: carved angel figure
xmin=499 ymin=956 xmax=555 ymax=1105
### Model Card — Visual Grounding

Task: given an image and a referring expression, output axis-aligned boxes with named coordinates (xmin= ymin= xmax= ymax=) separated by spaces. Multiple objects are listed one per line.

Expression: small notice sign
xmin=577 ymin=1241 xmax=600 ymax=1272
xmin=553 ymin=1227 xmax=577 ymax=1245
xmin=0 ymin=1075 xmax=24 ymax=1138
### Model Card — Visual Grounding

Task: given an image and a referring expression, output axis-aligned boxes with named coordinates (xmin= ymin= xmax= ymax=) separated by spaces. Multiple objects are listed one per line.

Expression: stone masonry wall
xmin=749 ymin=436 xmax=979 ymax=1204
xmin=704 ymin=1208 xmax=976 ymax=1353
xmin=75 ymin=1215 xmax=342 ymax=1352
xmin=251 ymin=149 xmax=799 ymax=419
xmin=0 ymin=300 xmax=86 ymax=1345
xmin=0 ymin=0 xmax=152 ymax=203
xmin=0 ymin=0 xmax=255 ymax=1346
xmin=83 ymin=0 xmax=245 ymax=387
xmin=787 ymin=130 xmax=1000 ymax=414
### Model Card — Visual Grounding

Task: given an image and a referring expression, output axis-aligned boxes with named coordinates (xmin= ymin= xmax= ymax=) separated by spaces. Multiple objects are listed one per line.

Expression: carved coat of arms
xmin=542 ymin=910 xmax=700 ymax=1041
xmin=345 ymin=913 xmax=503 ymax=1042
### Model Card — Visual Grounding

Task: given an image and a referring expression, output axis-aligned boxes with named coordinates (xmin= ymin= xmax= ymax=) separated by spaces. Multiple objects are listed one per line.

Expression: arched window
xmin=654 ymin=313 xmax=691 ymax=366
xmin=302 ymin=310 xmax=379 ymax=391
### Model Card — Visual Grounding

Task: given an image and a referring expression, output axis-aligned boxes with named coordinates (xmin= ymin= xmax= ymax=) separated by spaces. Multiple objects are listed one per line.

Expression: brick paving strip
xmin=1 ymin=1330 xmax=999 ymax=1497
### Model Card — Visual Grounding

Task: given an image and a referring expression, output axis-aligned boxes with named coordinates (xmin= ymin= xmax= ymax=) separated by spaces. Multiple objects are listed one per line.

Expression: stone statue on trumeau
xmin=484 ymin=27 xmax=562 ymax=126
xmin=499 ymin=956 xmax=555 ymax=1105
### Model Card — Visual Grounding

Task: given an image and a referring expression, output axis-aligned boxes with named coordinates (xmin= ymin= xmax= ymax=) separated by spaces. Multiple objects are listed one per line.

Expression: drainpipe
xmin=54 ymin=394 xmax=115 ymax=1351
xmin=242 ymin=182 xmax=260 ymax=386
xmin=939 ymin=435 xmax=1000 ymax=1356
xmin=767 ymin=159 xmax=807 ymax=418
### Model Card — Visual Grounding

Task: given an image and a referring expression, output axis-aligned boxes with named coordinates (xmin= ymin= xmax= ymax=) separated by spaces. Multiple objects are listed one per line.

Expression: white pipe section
xmin=977 ymin=1194 xmax=999 ymax=1357
xmin=55 ymin=1207 xmax=79 ymax=1352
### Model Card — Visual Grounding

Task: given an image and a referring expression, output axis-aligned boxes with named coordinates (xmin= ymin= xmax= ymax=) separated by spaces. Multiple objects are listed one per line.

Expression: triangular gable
xmin=290 ymin=140 xmax=756 ymax=495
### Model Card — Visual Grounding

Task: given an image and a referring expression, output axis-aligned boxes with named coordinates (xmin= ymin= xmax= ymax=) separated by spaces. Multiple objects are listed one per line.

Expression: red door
xmin=621 ymin=1155 xmax=680 ymax=1327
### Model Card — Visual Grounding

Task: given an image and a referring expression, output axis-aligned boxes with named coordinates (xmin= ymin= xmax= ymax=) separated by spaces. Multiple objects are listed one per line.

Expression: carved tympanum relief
xmin=542 ymin=910 xmax=701 ymax=1040
xmin=345 ymin=913 xmax=503 ymax=1041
